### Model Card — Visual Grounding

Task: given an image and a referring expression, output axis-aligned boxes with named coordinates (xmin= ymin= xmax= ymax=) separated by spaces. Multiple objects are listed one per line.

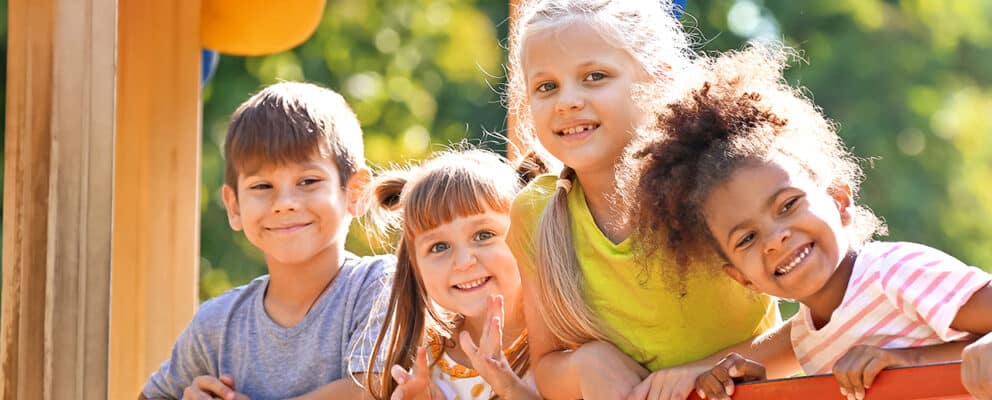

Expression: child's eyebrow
xmin=725 ymin=187 xmax=793 ymax=243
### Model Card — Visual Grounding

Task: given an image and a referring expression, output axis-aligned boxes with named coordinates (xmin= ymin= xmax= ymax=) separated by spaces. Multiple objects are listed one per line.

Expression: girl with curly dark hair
xmin=626 ymin=46 xmax=992 ymax=400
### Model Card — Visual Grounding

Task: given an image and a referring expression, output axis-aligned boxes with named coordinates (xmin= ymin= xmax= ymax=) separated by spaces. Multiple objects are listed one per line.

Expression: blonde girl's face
xmin=522 ymin=21 xmax=652 ymax=174
xmin=412 ymin=210 xmax=522 ymax=320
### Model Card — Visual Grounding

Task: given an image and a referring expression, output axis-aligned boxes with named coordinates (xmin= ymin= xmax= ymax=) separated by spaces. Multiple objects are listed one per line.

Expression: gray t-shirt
xmin=142 ymin=253 xmax=394 ymax=400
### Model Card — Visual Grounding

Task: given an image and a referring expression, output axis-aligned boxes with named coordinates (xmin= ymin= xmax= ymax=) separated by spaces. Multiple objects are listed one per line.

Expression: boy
xmin=141 ymin=82 xmax=393 ymax=400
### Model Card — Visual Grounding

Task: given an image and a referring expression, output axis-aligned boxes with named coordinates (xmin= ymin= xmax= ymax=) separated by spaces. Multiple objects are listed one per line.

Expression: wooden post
xmin=1 ymin=0 xmax=117 ymax=398
xmin=1 ymin=0 xmax=55 ymax=398
xmin=2 ymin=0 xmax=201 ymax=398
xmin=109 ymin=1 xmax=202 ymax=398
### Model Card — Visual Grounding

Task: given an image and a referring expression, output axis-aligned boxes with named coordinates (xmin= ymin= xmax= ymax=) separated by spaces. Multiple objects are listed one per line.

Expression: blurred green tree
xmin=1 ymin=0 xmax=985 ymax=303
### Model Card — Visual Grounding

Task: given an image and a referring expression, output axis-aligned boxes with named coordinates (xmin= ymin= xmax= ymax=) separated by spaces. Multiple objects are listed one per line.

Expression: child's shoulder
xmin=338 ymin=252 xmax=396 ymax=286
xmin=856 ymin=241 xmax=976 ymax=280
xmin=511 ymin=173 xmax=558 ymax=218
xmin=188 ymin=276 xmax=269 ymax=334
xmin=859 ymin=241 xmax=961 ymax=265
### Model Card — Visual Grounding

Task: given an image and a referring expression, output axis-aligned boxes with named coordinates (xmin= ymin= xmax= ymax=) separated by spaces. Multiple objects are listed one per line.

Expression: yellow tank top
xmin=508 ymin=175 xmax=778 ymax=370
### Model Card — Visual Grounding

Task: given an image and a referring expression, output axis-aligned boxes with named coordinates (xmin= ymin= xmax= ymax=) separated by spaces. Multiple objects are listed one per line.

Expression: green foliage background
xmin=0 ymin=1 xmax=989 ymax=311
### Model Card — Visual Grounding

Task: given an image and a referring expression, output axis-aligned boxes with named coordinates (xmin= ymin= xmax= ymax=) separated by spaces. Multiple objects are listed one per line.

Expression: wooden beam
xmin=1 ymin=0 xmax=55 ymax=398
xmin=109 ymin=1 xmax=202 ymax=398
xmin=1 ymin=0 xmax=117 ymax=398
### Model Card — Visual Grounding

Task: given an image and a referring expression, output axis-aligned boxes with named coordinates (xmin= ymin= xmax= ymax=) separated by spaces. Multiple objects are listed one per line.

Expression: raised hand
xmin=390 ymin=346 xmax=444 ymax=400
xmin=458 ymin=294 xmax=536 ymax=399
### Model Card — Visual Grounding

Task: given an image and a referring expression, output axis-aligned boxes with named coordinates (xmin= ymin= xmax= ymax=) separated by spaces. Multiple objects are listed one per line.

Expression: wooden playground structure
xmin=0 ymin=0 xmax=978 ymax=399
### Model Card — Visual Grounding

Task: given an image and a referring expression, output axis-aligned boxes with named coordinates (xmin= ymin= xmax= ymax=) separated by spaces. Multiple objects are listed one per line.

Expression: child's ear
xmin=722 ymin=264 xmax=758 ymax=292
xmin=830 ymin=183 xmax=854 ymax=226
xmin=221 ymin=184 xmax=243 ymax=231
xmin=345 ymin=168 xmax=372 ymax=217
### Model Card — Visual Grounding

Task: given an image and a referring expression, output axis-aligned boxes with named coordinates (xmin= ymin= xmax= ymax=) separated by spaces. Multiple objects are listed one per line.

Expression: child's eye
xmin=249 ymin=183 xmax=272 ymax=190
xmin=536 ymin=81 xmax=557 ymax=93
xmin=584 ymin=71 xmax=607 ymax=81
xmin=475 ymin=230 xmax=495 ymax=241
xmin=429 ymin=242 xmax=449 ymax=253
xmin=299 ymin=177 xmax=321 ymax=186
xmin=780 ymin=195 xmax=802 ymax=214
xmin=735 ymin=232 xmax=755 ymax=249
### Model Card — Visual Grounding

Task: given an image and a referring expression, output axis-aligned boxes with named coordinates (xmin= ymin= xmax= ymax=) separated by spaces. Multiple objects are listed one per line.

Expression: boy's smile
xmin=702 ymin=156 xmax=855 ymax=307
xmin=222 ymin=157 xmax=361 ymax=271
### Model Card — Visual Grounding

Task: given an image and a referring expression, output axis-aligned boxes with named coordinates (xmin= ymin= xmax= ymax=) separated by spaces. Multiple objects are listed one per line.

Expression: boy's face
xmin=702 ymin=157 xmax=853 ymax=304
xmin=222 ymin=157 xmax=369 ymax=269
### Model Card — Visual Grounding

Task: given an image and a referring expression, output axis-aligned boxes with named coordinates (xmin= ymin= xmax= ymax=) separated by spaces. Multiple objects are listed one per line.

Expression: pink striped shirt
xmin=790 ymin=241 xmax=990 ymax=374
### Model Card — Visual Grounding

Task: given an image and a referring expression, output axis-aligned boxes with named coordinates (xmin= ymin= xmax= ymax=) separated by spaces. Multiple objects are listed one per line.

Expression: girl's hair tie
xmin=556 ymin=177 xmax=573 ymax=193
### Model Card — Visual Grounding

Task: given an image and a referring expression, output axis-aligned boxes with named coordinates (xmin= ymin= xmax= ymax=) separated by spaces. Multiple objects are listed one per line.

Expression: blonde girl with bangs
xmin=365 ymin=150 xmax=544 ymax=400
xmin=505 ymin=1 xmax=796 ymax=399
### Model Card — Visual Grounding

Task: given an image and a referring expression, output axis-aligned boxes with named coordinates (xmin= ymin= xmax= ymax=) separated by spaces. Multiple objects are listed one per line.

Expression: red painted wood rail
xmin=686 ymin=362 xmax=972 ymax=400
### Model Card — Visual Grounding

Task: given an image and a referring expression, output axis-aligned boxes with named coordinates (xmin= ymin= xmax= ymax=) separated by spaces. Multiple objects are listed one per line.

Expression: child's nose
xmin=452 ymin=247 xmax=477 ymax=271
xmin=555 ymin=87 xmax=585 ymax=113
xmin=271 ymin=188 xmax=300 ymax=213
xmin=763 ymin=227 xmax=791 ymax=255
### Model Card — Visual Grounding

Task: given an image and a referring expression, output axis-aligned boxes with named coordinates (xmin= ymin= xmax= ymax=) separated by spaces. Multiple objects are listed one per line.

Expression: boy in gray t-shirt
xmin=141 ymin=82 xmax=394 ymax=400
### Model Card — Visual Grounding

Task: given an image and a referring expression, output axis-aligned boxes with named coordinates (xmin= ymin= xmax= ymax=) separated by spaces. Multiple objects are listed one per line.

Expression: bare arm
xmin=951 ymin=284 xmax=992 ymax=335
xmin=522 ymin=271 xmax=649 ymax=399
xmin=288 ymin=374 xmax=374 ymax=400
xmin=698 ymin=317 xmax=801 ymax=378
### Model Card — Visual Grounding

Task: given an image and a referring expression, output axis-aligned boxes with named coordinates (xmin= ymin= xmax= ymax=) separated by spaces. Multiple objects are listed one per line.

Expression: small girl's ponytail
xmin=535 ymin=167 xmax=612 ymax=348
xmin=364 ymin=171 xmax=411 ymax=249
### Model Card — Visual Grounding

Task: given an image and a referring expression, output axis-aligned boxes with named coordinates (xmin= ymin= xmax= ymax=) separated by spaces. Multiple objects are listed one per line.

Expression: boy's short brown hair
xmin=224 ymin=82 xmax=365 ymax=192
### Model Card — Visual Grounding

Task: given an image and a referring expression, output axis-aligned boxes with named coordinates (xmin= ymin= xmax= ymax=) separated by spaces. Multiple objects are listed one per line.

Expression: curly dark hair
xmin=623 ymin=45 xmax=885 ymax=274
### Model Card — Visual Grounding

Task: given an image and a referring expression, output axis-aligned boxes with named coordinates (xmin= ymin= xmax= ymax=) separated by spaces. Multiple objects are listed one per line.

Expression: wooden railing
xmin=687 ymin=362 xmax=972 ymax=400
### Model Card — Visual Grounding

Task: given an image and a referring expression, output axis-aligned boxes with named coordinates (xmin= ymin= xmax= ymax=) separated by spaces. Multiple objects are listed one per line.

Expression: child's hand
xmin=962 ymin=333 xmax=992 ymax=400
xmin=832 ymin=345 xmax=911 ymax=400
xmin=569 ymin=340 xmax=649 ymax=399
xmin=459 ymin=295 xmax=533 ymax=399
xmin=627 ymin=363 xmax=712 ymax=400
xmin=390 ymin=346 xmax=444 ymax=400
xmin=692 ymin=353 xmax=767 ymax=400
xmin=182 ymin=375 xmax=251 ymax=400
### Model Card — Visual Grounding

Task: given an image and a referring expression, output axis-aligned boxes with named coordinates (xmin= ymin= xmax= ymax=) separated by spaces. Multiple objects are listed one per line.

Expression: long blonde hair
xmin=364 ymin=149 xmax=545 ymax=399
xmin=506 ymin=0 xmax=696 ymax=347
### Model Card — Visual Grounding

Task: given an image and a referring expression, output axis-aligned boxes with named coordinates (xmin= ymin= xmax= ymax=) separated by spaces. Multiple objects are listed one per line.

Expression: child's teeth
xmin=456 ymin=277 xmax=488 ymax=289
xmin=777 ymin=246 xmax=811 ymax=275
xmin=562 ymin=124 xmax=595 ymax=135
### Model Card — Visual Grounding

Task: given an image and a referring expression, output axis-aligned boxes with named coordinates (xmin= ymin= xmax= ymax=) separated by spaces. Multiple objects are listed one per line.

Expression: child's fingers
xmin=459 ymin=330 xmax=479 ymax=358
xmin=413 ymin=346 xmax=431 ymax=380
xmin=695 ymin=373 xmax=730 ymax=400
xmin=625 ymin=376 xmax=651 ymax=400
xmin=862 ymin=356 xmax=891 ymax=391
xmin=218 ymin=374 xmax=235 ymax=390
xmin=718 ymin=352 xmax=766 ymax=383
xmin=832 ymin=359 xmax=862 ymax=400
xmin=709 ymin=359 xmax=737 ymax=396
xmin=189 ymin=375 xmax=235 ymax=400
xmin=487 ymin=314 xmax=504 ymax=360
xmin=391 ymin=364 xmax=411 ymax=385
xmin=180 ymin=386 xmax=213 ymax=400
